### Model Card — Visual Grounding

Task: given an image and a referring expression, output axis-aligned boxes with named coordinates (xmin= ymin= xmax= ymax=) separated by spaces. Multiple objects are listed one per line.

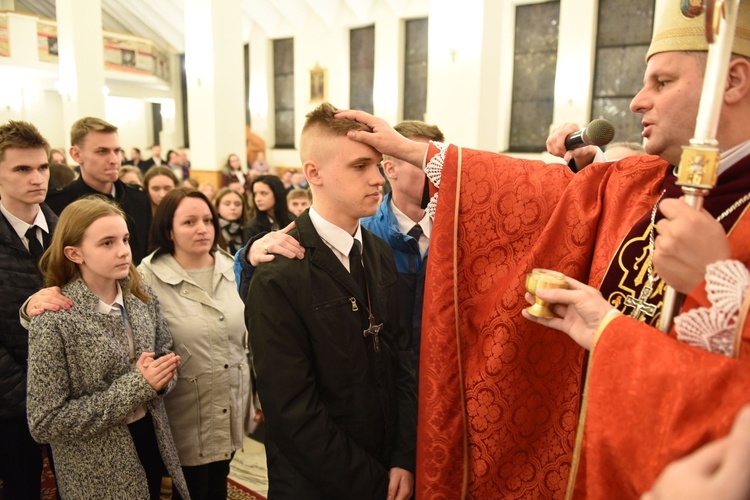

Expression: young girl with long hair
xmin=26 ymin=196 xmax=189 ymax=500
xmin=144 ymin=165 xmax=178 ymax=215
xmin=213 ymin=187 xmax=248 ymax=256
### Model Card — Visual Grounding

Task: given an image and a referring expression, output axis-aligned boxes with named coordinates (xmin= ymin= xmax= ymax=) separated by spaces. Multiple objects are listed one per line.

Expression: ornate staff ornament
xmin=659 ymin=0 xmax=743 ymax=332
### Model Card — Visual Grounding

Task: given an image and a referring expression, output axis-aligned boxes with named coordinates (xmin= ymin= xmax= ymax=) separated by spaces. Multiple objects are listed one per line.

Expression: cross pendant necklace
xmin=626 ymin=190 xmax=666 ymax=320
xmin=624 ymin=279 xmax=658 ymax=320
xmin=356 ymin=244 xmax=383 ymax=352
xmin=364 ymin=312 xmax=383 ymax=352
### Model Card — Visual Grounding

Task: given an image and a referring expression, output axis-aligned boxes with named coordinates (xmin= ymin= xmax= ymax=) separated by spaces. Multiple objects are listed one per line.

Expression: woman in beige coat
xmin=138 ymin=187 xmax=253 ymax=500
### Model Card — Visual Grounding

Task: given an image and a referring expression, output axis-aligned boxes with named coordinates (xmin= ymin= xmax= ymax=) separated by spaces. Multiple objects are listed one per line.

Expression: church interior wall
xmin=0 ymin=0 xmax=656 ymax=169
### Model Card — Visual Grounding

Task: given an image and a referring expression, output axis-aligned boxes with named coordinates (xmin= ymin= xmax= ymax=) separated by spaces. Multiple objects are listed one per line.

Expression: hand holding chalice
xmin=525 ymin=269 xmax=568 ymax=318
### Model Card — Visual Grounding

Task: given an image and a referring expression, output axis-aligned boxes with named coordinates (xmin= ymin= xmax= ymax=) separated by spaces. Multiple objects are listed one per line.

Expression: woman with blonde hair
xmin=26 ymin=196 xmax=189 ymax=499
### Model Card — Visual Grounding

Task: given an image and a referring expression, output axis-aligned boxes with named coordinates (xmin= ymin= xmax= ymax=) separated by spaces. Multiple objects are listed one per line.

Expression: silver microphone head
xmin=582 ymin=119 xmax=615 ymax=147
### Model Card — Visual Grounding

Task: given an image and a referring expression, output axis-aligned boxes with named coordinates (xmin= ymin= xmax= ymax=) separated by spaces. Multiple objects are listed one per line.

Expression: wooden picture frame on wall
xmin=309 ymin=63 xmax=327 ymax=103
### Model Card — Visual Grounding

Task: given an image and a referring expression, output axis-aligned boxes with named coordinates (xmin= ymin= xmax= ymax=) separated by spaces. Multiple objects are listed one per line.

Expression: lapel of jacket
xmin=361 ymin=229 xmax=383 ymax=310
xmin=0 ymin=212 xmax=28 ymax=254
xmin=297 ymin=212 xmax=368 ymax=305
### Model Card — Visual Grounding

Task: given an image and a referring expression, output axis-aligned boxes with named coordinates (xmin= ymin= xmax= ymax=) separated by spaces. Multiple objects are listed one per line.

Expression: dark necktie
xmin=25 ymin=226 xmax=44 ymax=260
xmin=349 ymin=239 xmax=367 ymax=296
xmin=407 ymin=224 xmax=423 ymax=273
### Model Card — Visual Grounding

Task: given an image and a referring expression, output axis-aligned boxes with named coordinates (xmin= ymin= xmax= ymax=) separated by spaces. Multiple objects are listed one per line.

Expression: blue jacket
xmin=361 ymin=194 xmax=426 ymax=379
xmin=361 ymin=193 xmax=426 ymax=275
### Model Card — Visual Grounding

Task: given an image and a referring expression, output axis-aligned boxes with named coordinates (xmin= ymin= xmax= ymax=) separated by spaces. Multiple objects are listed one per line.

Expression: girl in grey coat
xmin=26 ymin=197 xmax=190 ymax=499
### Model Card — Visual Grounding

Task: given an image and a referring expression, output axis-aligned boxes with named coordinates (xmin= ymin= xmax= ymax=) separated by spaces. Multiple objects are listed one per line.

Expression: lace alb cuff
xmin=674 ymin=259 xmax=750 ymax=357
xmin=424 ymin=141 xmax=448 ymax=221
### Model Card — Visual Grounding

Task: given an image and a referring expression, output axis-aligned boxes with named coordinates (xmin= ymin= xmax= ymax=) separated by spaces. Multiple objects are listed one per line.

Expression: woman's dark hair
xmin=250 ymin=175 xmax=292 ymax=227
xmin=149 ymin=187 xmax=224 ymax=258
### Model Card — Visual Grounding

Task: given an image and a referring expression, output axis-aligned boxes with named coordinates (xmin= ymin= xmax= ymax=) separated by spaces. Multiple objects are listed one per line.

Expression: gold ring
xmin=264 ymin=244 xmax=270 ymax=254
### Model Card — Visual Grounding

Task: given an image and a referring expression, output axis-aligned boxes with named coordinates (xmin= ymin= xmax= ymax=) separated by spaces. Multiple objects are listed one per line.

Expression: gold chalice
xmin=525 ymin=269 xmax=568 ymax=318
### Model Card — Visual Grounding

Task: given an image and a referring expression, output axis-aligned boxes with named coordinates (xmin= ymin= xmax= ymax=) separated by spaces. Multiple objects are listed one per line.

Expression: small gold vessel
xmin=525 ymin=269 xmax=568 ymax=318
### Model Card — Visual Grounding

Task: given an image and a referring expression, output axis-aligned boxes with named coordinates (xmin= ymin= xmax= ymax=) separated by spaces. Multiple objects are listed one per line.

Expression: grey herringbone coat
xmin=26 ymin=278 xmax=190 ymax=499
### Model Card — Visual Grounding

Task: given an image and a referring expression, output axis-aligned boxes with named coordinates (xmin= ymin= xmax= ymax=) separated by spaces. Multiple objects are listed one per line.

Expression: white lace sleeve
xmin=674 ymin=260 xmax=750 ymax=357
xmin=424 ymin=141 xmax=448 ymax=220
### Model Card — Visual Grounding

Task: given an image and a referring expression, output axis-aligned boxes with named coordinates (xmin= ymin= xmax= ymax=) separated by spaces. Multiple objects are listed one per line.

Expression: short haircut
xmin=287 ymin=188 xmax=311 ymax=202
xmin=131 ymin=147 xmax=142 ymax=155
xmin=150 ymin=187 xmax=222 ymax=258
xmin=394 ymin=120 xmax=445 ymax=142
xmin=143 ymin=165 xmax=179 ymax=190
xmin=70 ymin=117 xmax=118 ymax=147
xmin=300 ymin=102 xmax=372 ymax=163
xmin=302 ymin=102 xmax=371 ymax=137
xmin=0 ymin=120 xmax=50 ymax=163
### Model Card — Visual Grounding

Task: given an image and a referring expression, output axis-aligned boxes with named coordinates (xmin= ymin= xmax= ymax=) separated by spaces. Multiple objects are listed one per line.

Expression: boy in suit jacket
xmin=246 ymin=103 xmax=417 ymax=500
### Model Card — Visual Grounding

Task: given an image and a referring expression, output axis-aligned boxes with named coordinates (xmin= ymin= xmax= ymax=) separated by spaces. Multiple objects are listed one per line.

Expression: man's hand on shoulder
xmin=387 ymin=467 xmax=413 ymax=500
xmin=247 ymin=221 xmax=305 ymax=266
xmin=27 ymin=286 xmax=72 ymax=317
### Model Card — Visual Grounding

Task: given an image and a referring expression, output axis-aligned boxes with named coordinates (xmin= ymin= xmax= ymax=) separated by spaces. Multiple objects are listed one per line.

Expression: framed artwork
xmin=309 ymin=64 xmax=327 ymax=103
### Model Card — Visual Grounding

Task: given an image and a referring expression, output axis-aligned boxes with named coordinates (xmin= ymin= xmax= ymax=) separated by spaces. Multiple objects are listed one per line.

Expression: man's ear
xmin=69 ymin=145 xmax=82 ymax=164
xmin=382 ymin=159 xmax=398 ymax=180
xmin=303 ymin=160 xmax=322 ymax=187
xmin=725 ymin=57 xmax=750 ymax=105
xmin=63 ymin=246 xmax=82 ymax=264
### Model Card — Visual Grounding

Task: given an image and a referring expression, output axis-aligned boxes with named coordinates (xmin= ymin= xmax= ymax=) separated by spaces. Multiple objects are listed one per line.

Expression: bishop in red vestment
xmin=337 ymin=2 xmax=750 ymax=498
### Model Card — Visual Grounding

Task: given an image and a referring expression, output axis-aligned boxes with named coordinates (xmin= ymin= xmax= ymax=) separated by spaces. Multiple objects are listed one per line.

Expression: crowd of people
xmin=1 ymin=1 xmax=750 ymax=499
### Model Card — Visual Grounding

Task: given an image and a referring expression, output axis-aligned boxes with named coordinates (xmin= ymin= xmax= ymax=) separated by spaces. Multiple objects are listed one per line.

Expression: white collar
xmin=95 ymin=282 xmax=124 ymax=315
xmin=389 ymin=197 xmax=431 ymax=239
xmin=309 ymin=206 xmax=363 ymax=256
xmin=0 ymin=202 xmax=49 ymax=242
xmin=719 ymin=138 xmax=750 ymax=175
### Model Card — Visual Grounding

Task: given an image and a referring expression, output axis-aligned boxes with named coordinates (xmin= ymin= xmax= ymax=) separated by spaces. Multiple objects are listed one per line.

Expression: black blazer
xmin=0 ymin=204 xmax=57 ymax=418
xmin=246 ymin=211 xmax=417 ymax=499
xmin=46 ymin=177 xmax=152 ymax=265
xmin=137 ymin=157 xmax=163 ymax=175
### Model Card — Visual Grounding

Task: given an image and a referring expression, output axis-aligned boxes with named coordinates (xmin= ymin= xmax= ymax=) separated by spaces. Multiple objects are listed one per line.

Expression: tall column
xmin=426 ymin=0 xmax=485 ymax=148
xmin=56 ymin=0 xmax=106 ymax=146
xmin=184 ymin=0 xmax=246 ymax=172
xmin=552 ymin=0 xmax=598 ymax=128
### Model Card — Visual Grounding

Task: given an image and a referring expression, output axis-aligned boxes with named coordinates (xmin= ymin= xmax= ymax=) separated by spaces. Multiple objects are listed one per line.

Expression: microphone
xmin=564 ymin=119 xmax=615 ymax=151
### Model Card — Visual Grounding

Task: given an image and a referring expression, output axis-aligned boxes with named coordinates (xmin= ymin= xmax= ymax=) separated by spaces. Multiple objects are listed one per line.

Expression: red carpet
xmin=227 ymin=477 xmax=267 ymax=500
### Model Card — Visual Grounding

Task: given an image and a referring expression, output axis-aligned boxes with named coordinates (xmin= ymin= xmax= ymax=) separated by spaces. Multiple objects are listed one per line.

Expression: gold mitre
xmin=646 ymin=0 xmax=750 ymax=60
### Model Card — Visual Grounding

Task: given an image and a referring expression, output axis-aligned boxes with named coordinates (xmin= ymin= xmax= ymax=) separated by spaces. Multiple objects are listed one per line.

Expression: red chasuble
xmin=417 ymin=144 xmax=668 ymax=498
xmin=569 ymin=212 xmax=750 ymax=499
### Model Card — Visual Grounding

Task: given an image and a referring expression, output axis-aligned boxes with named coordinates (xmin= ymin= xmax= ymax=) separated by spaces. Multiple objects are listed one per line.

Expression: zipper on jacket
xmin=239 ymin=363 xmax=245 ymax=453
xmin=190 ymin=377 xmax=204 ymax=457
xmin=349 ymin=297 xmax=358 ymax=311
